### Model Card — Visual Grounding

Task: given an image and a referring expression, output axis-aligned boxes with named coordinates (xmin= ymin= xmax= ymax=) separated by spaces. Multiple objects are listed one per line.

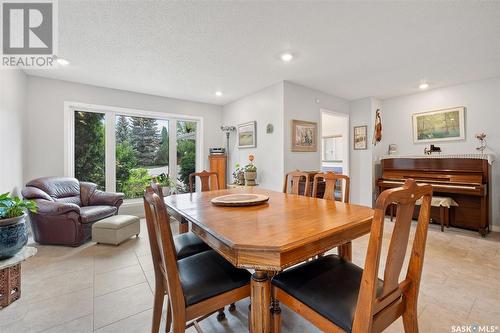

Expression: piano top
xmin=380 ymin=154 xmax=494 ymax=165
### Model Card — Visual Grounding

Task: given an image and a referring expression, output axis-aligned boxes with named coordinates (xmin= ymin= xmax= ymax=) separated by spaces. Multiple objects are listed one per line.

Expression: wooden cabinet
xmin=209 ymin=154 xmax=227 ymax=189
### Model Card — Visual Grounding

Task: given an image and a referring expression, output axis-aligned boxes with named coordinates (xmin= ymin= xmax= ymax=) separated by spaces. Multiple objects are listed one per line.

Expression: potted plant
xmin=232 ymin=163 xmax=245 ymax=185
xmin=244 ymin=155 xmax=257 ymax=186
xmin=0 ymin=192 xmax=37 ymax=259
xmin=155 ymin=173 xmax=177 ymax=195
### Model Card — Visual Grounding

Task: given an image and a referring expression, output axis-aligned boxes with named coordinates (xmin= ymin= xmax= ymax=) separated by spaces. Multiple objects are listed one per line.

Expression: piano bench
xmin=389 ymin=196 xmax=459 ymax=232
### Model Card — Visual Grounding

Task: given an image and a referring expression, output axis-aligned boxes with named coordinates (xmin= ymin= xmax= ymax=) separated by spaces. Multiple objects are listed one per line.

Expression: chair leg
xmin=402 ymin=306 xmax=419 ymax=333
xmin=165 ymin=298 xmax=172 ymax=333
xmin=152 ymin=284 xmax=165 ymax=333
xmin=216 ymin=308 xmax=226 ymax=321
xmin=228 ymin=303 xmax=236 ymax=312
xmin=440 ymin=206 xmax=445 ymax=232
xmin=271 ymin=299 xmax=281 ymax=333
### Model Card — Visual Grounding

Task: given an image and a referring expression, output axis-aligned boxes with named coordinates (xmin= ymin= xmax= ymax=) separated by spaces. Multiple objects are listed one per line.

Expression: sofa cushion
xmin=80 ymin=206 xmax=117 ymax=224
xmin=26 ymin=177 xmax=81 ymax=205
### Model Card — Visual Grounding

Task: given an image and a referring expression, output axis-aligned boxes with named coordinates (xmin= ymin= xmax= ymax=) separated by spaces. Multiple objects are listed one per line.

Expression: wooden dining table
xmin=165 ymin=187 xmax=374 ymax=333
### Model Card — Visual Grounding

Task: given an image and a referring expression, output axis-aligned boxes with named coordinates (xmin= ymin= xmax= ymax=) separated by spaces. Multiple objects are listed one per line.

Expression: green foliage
xmin=155 ymin=126 xmax=169 ymax=165
xmin=120 ymin=168 xmax=152 ymax=199
xmin=244 ymin=163 xmax=257 ymax=172
xmin=0 ymin=192 xmax=37 ymax=219
xmin=74 ymin=111 xmax=105 ymax=189
xmin=155 ymin=173 xmax=175 ymax=187
xmin=179 ymin=150 xmax=196 ymax=191
xmin=116 ymin=115 xmax=131 ymax=144
xmin=116 ymin=141 xmax=138 ymax=195
xmin=130 ymin=117 xmax=160 ymax=165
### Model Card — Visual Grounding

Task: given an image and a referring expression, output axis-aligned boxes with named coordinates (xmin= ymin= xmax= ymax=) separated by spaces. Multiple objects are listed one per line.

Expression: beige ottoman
xmin=92 ymin=215 xmax=140 ymax=245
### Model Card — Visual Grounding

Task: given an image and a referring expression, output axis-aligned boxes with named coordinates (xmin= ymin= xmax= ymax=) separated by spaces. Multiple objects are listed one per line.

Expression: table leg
xmin=250 ymin=270 xmax=271 ymax=333
xmin=338 ymin=241 xmax=352 ymax=261
xmin=178 ymin=217 xmax=189 ymax=234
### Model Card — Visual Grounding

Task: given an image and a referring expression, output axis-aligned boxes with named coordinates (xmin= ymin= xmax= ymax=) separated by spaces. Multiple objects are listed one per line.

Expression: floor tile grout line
xmin=93 ymin=307 xmax=153 ymax=332
xmin=37 ymin=312 xmax=94 ymax=333
xmin=94 ymin=280 xmax=149 ymax=299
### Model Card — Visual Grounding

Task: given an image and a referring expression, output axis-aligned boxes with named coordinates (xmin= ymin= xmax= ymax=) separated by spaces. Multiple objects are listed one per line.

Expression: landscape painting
xmin=238 ymin=121 xmax=256 ymax=148
xmin=412 ymin=107 xmax=465 ymax=143
xmin=291 ymin=120 xmax=317 ymax=152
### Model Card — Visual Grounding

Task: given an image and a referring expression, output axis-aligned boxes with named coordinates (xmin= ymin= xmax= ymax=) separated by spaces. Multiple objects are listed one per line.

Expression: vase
xmin=244 ymin=171 xmax=257 ymax=186
xmin=0 ymin=214 xmax=28 ymax=259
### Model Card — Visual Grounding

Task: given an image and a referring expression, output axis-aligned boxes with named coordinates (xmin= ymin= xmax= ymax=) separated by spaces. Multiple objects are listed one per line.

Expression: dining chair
xmin=143 ymin=186 xmax=251 ymax=333
xmin=312 ymin=172 xmax=350 ymax=203
xmin=189 ymin=170 xmax=219 ymax=193
xmin=271 ymin=179 xmax=433 ymax=333
xmin=312 ymin=172 xmax=352 ymax=259
xmin=150 ymin=182 xmax=211 ymax=260
xmin=283 ymin=170 xmax=311 ymax=196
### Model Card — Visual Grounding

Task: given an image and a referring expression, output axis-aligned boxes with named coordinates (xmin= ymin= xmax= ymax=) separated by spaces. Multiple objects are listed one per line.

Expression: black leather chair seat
xmin=80 ymin=205 xmax=117 ymax=224
xmin=178 ymin=250 xmax=251 ymax=306
xmin=174 ymin=232 xmax=211 ymax=260
xmin=272 ymin=255 xmax=383 ymax=333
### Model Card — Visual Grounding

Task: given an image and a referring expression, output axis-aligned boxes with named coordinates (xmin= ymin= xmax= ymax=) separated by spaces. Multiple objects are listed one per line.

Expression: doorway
xmin=320 ymin=110 xmax=349 ymax=176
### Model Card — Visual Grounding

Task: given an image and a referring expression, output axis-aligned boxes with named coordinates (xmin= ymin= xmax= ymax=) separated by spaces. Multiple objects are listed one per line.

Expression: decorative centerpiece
xmin=232 ymin=163 xmax=245 ymax=185
xmin=0 ymin=193 xmax=37 ymax=259
xmin=244 ymin=155 xmax=257 ymax=186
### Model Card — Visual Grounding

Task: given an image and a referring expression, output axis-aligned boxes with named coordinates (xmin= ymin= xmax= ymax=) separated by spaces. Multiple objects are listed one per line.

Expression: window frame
xmin=64 ymin=101 xmax=203 ymax=200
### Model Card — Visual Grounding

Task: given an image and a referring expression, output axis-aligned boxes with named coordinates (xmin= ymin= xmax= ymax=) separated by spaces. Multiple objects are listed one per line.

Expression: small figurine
xmin=424 ymin=144 xmax=441 ymax=155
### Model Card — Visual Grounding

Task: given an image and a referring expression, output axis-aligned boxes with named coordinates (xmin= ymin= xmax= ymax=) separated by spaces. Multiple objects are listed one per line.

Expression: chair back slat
xmin=312 ymin=172 xmax=350 ymax=203
xmin=189 ymin=170 xmax=219 ymax=193
xmin=283 ymin=171 xmax=310 ymax=196
xmin=353 ymin=179 xmax=432 ymax=331
xmin=143 ymin=187 xmax=185 ymax=311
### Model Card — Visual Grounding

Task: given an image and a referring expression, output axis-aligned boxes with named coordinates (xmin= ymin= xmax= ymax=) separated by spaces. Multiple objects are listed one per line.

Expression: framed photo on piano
xmin=412 ymin=107 xmax=465 ymax=143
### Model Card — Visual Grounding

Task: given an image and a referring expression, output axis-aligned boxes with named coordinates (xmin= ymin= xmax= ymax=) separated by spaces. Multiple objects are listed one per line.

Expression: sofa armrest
xmin=88 ymin=190 xmax=125 ymax=208
xmin=35 ymin=200 xmax=81 ymax=216
xmin=22 ymin=186 xmax=53 ymax=202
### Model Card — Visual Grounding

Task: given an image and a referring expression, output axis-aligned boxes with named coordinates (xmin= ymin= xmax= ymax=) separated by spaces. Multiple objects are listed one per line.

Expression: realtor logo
xmin=1 ymin=0 xmax=57 ymax=68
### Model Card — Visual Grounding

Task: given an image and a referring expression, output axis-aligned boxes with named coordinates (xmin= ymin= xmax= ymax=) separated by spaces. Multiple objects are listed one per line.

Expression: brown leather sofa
xmin=22 ymin=177 xmax=124 ymax=246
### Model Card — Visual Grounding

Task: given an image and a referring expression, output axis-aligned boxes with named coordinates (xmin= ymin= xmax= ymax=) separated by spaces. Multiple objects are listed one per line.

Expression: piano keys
xmin=377 ymin=155 xmax=492 ymax=236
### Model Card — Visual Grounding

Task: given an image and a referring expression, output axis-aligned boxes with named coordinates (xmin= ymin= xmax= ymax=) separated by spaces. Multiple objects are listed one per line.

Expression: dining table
xmin=165 ymin=187 xmax=374 ymax=333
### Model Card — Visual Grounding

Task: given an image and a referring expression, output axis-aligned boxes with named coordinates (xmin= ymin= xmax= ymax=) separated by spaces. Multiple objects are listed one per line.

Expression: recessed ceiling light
xmin=215 ymin=91 xmax=223 ymax=97
xmin=56 ymin=58 xmax=69 ymax=66
xmin=280 ymin=52 xmax=294 ymax=62
xmin=419 ymin=83 xmax=429 ymax=90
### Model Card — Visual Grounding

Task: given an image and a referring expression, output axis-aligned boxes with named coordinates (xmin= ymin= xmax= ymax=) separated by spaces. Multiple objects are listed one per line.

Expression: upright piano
xmin=377 ymin=155 xmax=492 ymax=236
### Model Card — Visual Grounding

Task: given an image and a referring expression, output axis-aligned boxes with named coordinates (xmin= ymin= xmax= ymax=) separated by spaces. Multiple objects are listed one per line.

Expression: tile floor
xmin=1 ymin=219 xmax=500 ymax=333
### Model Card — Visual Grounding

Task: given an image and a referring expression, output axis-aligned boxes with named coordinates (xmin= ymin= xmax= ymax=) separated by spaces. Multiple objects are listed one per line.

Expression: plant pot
xmin=244 ymin=171 xmax=257 ymax=186
xmin=0 ymin=214 xmax=28 ymax=259
xmin=161 ymin=186 xmax=171 ymax=196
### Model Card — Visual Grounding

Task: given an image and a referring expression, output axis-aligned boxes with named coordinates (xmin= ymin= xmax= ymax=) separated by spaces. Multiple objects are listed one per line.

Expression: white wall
xmin=24 ymin=76 xmax=223 ymax=183
xmin=349 ymin=97 xmax=376 ymax=207
xmin=0 ymin=70 xmax=26 ymax=196
xmin=283 ymin=81 xmax=350 ymax=173
xmin=222 ymin=83 xmax=284 ymax=191
xmin=378 ymin=77 xmax=500 ymax=226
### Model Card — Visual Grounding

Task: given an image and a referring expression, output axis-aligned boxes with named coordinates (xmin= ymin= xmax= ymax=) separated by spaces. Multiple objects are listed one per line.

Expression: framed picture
xmin=353 ymin=125 xmax=368 ymax=150
xmin=291 ymin=120 xmax=317 ymax=152
xmin=412 ymin=107 xmax=465 ymax=143
xmin=238 ymin=121 xmax=256 ymax=148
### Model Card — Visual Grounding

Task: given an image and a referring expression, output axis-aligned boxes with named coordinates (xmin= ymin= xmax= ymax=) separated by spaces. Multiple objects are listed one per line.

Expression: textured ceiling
xmin=26 ymin=1 xmax=500 ymax=105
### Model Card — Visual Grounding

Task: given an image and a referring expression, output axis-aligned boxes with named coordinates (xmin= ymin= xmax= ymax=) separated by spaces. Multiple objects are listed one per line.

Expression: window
xmin=74 ymin=111 xmax=105 ymax=189
xmin=115 ymin=115 xmax=169 ymax=199
xmin=176 ymin=121 xmax=197 ymax=193
xmin=66 ymin=103 xmax=202 ymax=200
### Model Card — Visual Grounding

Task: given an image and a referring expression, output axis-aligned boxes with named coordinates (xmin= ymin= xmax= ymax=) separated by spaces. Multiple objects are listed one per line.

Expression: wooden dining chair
xmin=283 ymin=170 xmax=311 ymax=196
xmin=271 ymin=179 xmax=433 ymax=333
xmin=312 ymin=172 xmax=352 ymax=259
xmin=143 ymin=186 xmax=251 ymax=333
xmin=189 ymin=170 xmax=219 ymax=193
xmin=312 ymin=172 xmax=350 ymax=203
